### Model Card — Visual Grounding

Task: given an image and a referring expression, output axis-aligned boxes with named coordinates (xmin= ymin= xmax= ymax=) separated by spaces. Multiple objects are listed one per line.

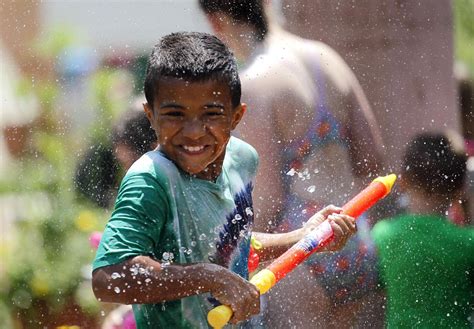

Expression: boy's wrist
xmin=188 ymin=262 xmax=228 ymax=292
xmin=285 ymin=227 xmax=306 ymax=245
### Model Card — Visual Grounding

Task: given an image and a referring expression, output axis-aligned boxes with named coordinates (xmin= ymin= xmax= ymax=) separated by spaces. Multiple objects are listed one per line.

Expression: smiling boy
xmin=92 ymin=32 xmax=356 ymax=328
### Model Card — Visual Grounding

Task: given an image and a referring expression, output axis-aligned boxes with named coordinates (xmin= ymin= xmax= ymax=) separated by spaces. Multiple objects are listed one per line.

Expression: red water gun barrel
xmin=208 ymin=174 xmax=397 ymax=329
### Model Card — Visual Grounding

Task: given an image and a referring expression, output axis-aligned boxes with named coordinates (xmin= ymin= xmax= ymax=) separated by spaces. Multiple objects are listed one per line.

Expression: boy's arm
xmin=253 ymin=205 xmax=357 ymax=261
xmin=92 ymin=256 xmax=259 ymax=324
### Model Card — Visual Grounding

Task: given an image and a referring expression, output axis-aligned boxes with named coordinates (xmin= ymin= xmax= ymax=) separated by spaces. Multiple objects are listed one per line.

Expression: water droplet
xmin=114 ymin=287 xmax=121 ymax=294
xmin=190 ymin=241 xmax=197 ymax=247
xmin=199 ymin=233 xmax=207 ymax=240
xmin=286 ymin=168 xmax=296 ymax=176
xmin=111 ymin=272 xmax=121 ymax=279
xmin=130 ymin=267 xmax=139 ymax=276
xmin=307 ymin=185 xmax=316 ymax=193
xmin=245 ymin=207 xmax=253 ymax=216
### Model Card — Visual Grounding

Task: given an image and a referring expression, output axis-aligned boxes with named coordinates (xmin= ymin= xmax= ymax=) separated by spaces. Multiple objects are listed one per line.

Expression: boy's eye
xmin=161 ymin=111 xmax=184 ymax=117
xmin=207 ymin=111 xmax=224 ymax=116
xmin=205 ymin=108 xmax=225 ymax=117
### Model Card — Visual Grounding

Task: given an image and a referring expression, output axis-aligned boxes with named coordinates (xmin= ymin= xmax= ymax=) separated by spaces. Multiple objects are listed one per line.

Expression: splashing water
xmin=111 ymin=272 xmax=121 ymax=279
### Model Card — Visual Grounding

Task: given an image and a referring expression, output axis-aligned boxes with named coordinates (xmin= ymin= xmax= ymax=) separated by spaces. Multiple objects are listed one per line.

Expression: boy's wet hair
xmin=144 ymin=32 xmax=241 ymax=108
xmin=199 ymin=0 xmax=268 ymax=41
xmin=402 ymin=132 xmax=467 ymax=196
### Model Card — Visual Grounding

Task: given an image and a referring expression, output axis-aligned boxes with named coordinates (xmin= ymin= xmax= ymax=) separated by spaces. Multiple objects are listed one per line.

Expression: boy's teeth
xmin=183 ymin=145 xmax=204 ymax=152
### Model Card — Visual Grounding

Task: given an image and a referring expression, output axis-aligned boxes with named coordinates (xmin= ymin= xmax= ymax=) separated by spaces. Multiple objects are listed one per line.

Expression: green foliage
xmin=454 ymin=0 xmax=474 ymax=74
xmin=0 ymin=25 xmax=127 ymax=327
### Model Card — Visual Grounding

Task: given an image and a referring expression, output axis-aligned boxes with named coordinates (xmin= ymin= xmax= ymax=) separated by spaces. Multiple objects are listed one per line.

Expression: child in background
xmin=92 ymin=32 xmax=357 ymax=328
xmin=372 ymin=132 xmax=474 ymax=328
xmin=111 ymin=104 xmax=158 ymax=172
xmin=75 ymin=100 xmax=157 ymax=208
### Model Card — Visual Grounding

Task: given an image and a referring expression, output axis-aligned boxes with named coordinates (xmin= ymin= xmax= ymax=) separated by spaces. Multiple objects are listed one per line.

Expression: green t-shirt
xmin=93 ymin=137 xmax=258 ymax=328
xmin=372 ymin=214 xmax=474 ymax=328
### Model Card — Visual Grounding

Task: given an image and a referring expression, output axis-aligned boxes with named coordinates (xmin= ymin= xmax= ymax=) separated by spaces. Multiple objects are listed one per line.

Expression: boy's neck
xmin=405 ymin=188 xmax=451 ymax=217
xmin=228 ymin=25 xmax=262 ymax=63
xmin=194 ymin=154 xmax=225 ymax=182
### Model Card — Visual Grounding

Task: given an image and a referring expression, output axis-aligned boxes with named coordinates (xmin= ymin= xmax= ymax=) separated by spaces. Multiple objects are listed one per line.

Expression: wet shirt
xmin=93 ymin=137 xmax=258 ymax=328
xmin=372 ymin=214 xmax=474 ymax=328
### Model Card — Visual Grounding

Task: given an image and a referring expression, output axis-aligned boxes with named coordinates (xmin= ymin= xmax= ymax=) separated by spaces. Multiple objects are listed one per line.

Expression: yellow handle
xmin=207 ymin=305 xmax=233 ymax=329
xmin=373 ymin=174 xmax=397 ymax=196
xmin=207 ymin=269 xmax=276 ymax=328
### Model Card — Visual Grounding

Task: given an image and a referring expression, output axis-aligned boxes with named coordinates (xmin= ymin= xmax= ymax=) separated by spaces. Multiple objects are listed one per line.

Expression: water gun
xmin=207 ymin=174 xmax=396 ymax=328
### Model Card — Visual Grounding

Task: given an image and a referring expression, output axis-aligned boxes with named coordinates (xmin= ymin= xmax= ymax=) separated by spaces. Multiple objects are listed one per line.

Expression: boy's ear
xmin=143 ymin=103 xmax=154 ymax=123
xmin=231 ymin=103 xmax=246 ymax=130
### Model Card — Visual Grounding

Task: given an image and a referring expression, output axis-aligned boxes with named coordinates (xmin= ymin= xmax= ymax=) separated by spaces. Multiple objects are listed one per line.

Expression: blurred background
xmin=0 ymin=0 xmax=472 ymax=328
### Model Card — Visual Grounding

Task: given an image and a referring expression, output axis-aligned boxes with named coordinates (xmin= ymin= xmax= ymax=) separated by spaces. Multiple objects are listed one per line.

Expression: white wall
xmin=40 ymin=0 xmax=212 ymax=54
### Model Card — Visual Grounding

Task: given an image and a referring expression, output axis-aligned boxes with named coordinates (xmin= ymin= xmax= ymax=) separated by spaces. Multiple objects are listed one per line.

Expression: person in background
xmin=111 ymin=102 xmax=158 ymax=171
xmin=199 ymin=0 xmax=385 ymax=327
xmin=75 ymin=99 xmax=157 ymax=208
xmin=372 ymin=132 xmax=474 ymax=328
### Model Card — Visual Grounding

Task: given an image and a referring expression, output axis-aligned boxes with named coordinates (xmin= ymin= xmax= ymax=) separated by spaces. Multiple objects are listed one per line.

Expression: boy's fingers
xmin=319 ymin=204 xmax=343 ymax=218
xmin=229 ymin=285 xmax=259 ymax=324
xmin=329 ymin=215 xmax=351 ymax=236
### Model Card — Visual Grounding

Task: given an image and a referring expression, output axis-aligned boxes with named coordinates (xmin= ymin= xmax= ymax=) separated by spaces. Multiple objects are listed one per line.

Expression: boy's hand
xmin=302 ymin=205 xmax=342 ymax=235
xmin=211 ymin=267 xmax=260 ymax=324
xmin=302 ymin=205 xmax=357 ymax=251
xmin=322 ymin=213 xmax=357 ymax=252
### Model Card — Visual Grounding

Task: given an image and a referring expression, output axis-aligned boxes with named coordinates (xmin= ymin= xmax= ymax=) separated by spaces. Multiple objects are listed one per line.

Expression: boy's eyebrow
xmin=203 ymin=102 xmax=225 ymax=109
xmin=158 ymin=101 xmax=226 ymax=110
xmin=159 ymin=102 xmax=185 ymax=109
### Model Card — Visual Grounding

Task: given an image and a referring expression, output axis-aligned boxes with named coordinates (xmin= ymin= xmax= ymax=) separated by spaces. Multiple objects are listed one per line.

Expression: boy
xmin=92 ymin=32 xmax=356 ymax=328
xmin=372 ymin=132 xmax=474 ymax=328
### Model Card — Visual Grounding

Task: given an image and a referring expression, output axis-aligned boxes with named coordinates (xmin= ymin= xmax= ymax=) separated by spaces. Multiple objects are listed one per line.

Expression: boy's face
xmin=144 ymin=78 xmax=245 ymax=181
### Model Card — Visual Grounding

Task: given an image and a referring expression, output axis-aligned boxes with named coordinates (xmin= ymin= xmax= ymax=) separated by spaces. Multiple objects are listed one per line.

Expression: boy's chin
xmin=180 ymin=164 xmax=207 ymax=174
xmin=183 ymin=165 xmax=219 ymax=180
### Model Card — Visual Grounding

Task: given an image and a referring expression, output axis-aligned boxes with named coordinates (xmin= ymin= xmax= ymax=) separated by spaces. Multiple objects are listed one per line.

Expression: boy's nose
xmin=181 ymin=119 xmax=207 ymax=139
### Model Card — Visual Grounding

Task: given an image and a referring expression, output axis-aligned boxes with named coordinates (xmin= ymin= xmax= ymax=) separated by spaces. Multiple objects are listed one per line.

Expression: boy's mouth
xmin=181 ymin=145 xmax=208 ymax=154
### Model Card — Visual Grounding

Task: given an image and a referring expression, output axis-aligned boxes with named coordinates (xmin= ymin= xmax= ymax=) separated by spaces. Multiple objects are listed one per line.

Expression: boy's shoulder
xmin=225 ymin=136 xmax=259 ymax=174
xmin=373 ymin=214 xmax=474 ymax=246
xmin=371 ymin=214 xmax=410 ymax=244
xmin=124 ymin=150 xmax=178 ymax=185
